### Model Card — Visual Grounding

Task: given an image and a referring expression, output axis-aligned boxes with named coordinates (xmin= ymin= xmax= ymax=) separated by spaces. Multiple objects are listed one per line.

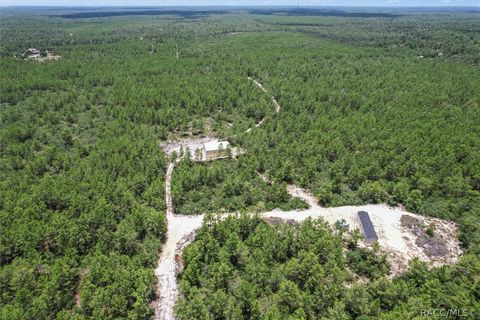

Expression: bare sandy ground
xmin=262 ymin=185 xmax=463 ymax=276
xmin=161 ymin=137 xmax=242 ymax=161
xmin=153 ymin=78 xmax=462 ymax=318
xmin=31 ymin=54 xmax=61 ymax=62
xmin=161 ymin=137 xmax=217 ymax=158
xmin=154 ymin=162 xmax=463 ymax=319
xmin=154 ymin=159 xmax=205 ymax=320
xmin=154 ymin=214 xmax=203 ymax=320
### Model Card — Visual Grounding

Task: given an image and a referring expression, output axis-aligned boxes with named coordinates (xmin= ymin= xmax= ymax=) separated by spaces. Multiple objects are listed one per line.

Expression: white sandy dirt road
xmin=153 ymin=213 xmax=203 ymax=320
xmin=153 ymin=78 xmax=462 ymax=320
xmin=245 ymin=77 xmax=281 ymax=133
xmin=154 ymin=157 xmax=462 ymax=319
xmin=154 ymin=159 xmax=204 ymax=320
xmin=247 ymin=77 xmax=280 ymax=113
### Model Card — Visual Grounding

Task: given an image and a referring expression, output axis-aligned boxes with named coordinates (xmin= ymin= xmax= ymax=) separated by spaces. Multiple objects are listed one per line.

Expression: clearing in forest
xmin=154 ymin=78 xmax=463 ymax=320
xmin=262 ymin=184 xmax=462 ymax=277
xmin=154 ymin=141 xmax=463 ymax=320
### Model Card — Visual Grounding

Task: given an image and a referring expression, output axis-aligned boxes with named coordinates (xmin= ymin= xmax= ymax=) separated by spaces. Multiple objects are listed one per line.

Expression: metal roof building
xmin=357 ymin=211 xmax=378 ymax=244
xmin=202 ymin=140 xmax=230 ymax=160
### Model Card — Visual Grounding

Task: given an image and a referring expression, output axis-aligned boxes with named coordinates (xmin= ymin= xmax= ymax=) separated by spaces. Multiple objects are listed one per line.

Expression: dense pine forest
xmin=176 ymin=215 xmax=476 ymax=319
xmin=172 ymin=158 xmax=308 ymax=215
xmin=1 ymin=6 xmax=479 ymax=320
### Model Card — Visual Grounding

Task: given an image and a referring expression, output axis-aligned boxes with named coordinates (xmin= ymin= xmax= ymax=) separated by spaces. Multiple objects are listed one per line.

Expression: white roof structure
xmin=203 ymin=140 xmax=229 ymax=151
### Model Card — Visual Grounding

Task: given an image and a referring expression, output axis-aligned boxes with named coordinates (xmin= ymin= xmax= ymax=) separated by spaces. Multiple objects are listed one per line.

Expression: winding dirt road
xmin=153 ymin=78 xmax=462 ymax=319
xmin=154 ymin=164 xmax=462 ymax=319
xmin=245 ymin=77 xmax=281 ymax=133
xmin=154 ymin=160 xmax=204 ymax=320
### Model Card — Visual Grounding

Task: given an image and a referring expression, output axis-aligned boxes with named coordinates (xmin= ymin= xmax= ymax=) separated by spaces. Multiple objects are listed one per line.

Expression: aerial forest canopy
xmin=176 ymin=215 xmax=476 ymax=319
xmin=0 ymin=7 xmax=479 ymax=320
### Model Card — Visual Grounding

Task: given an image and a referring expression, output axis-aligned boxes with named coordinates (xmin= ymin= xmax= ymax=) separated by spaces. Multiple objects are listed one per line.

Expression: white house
xmin=202 ymin=140 xmax=230 ymax=160
xmin=26 ymin=48 xmax=41 ymax=60
xmin=27 ymin=48 xmax=40 ymax=55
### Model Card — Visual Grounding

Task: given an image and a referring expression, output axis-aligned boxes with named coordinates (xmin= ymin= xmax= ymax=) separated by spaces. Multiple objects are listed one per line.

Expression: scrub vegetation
xmin=0 ymin=7 xmax=479 ymax=320
xmin=176 ymin=216 xmax=476 ymax=319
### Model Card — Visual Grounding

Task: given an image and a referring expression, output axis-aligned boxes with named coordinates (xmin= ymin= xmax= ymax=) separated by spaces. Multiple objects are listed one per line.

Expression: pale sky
xmin=1 ymin=0 xmax=479 ymax=7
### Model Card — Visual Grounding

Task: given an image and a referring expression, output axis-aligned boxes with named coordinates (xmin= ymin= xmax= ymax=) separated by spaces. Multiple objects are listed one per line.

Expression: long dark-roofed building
xmin=357 ymin=211 xmax=378 ymax=244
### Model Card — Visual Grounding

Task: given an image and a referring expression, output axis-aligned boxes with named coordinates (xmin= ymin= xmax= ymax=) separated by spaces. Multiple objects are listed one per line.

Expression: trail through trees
xmin=245 ymin=77 xmax=281 ymax=133
xmin=154 ymin=77 xmax=462 ymax=319
xmin=154 ymin=159 xmax=204 ymax=320
xmin=154 ymin=158 xmax=462 ymax=319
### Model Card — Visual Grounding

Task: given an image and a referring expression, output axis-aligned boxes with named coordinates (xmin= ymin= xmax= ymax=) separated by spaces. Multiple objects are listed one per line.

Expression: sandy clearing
xmin=153 ymin=74 xmax=462 ymax=317
xmin=154 ymin=214 xmax=204 ymax=320
xmin=36 ymin=55 xmax=61 ymax=62
xmin=161 ymin=137 xmax=217 ymax=158
xmin=262 ymin=184 xmax=463 ymax=276
xmin=161 ymin=137 xmax=243 ymax=162
xmin=154 ymin=163 xmax=463 ymax=319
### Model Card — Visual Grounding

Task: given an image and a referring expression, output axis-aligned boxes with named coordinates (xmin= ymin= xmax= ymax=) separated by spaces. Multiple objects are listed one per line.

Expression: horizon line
xmin=1 ymin=4 xmax=479 ymax=8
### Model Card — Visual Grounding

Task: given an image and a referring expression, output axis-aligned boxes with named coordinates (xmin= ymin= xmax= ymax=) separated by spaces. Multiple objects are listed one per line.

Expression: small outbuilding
xmin=357 ymin=211 xmax=378 ymax=244
xmin=202 ymin=140 xmax=230 ymax=160
xmin=27 ymin=48 xmax=40 ymax=55
xmin=25 ymin=48 xmax=41 ymax=60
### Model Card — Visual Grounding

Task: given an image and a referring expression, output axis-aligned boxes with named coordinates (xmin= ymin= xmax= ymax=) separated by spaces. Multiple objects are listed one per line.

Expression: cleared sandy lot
xmin=154 ymin=77 xmax=463 ymax=318
xmin=154 ymin=214 xmax=203 ymax=320
xmin=263 ymin=184 xmax=462 ymax=276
